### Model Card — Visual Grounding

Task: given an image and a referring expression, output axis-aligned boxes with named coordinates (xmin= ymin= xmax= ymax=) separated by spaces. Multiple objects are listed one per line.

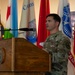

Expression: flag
xmin=74 ymin=29 xmax=75 ymax=65
xmin=4 ymin=0 xmax=18 ymax=39
xmin=4 ymin=0 xmax=13 ymax=39
xmin=58 ymin=0 xmax=75 ymax=75
xmin=19 ymin=0 xmax=37 ymax=43
xmin=74 ymin=27 xmax=75 ymax=61
xmin=37 ymin=0 xmax=50 ymax=48
xmin=68 ymin=32 xmax=75 ymax=75
xmin=58 ymin=0 xmax=72 ymax=38
xmin=11 ymin=0 xmax=18 ymax=37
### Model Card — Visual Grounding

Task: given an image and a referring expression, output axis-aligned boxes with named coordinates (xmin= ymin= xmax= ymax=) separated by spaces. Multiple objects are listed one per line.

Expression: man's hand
xmin=42 ymin=48 xmax=49 ymax=53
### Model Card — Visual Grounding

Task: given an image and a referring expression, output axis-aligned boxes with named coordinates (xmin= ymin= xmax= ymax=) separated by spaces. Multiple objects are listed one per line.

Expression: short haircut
xmin=46 ymin=13 xmax=61 ymax=26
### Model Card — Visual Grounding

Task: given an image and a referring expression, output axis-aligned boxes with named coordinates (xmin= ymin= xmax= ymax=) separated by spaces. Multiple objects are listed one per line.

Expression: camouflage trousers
xmin=51 ymin=71 xmax=67 ymax=75
xmin=51 ymin=62 xmax=67 ymax=75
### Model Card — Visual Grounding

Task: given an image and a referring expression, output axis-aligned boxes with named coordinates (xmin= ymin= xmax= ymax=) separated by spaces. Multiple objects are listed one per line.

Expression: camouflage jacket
xmin=43 ymin=31 xmax=71 ymax=75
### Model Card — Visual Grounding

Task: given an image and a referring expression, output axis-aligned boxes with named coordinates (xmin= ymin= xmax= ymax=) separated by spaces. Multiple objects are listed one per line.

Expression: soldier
xmin=43 ymin=14 xmax=71 ymax=75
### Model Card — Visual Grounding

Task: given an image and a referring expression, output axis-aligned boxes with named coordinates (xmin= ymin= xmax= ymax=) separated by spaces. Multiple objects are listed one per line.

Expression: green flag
xmin=4 ymin=29 xmax=13 ymax=39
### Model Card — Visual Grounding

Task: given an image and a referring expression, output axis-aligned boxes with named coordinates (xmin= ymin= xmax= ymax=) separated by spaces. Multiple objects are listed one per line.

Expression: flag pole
xmin=0 ymin=10 xmax=1 ymax=25
xmin=0 ymin=9 xmax=4 ymax=38
xmin=0 ymin=10 xmax=2 ymax=26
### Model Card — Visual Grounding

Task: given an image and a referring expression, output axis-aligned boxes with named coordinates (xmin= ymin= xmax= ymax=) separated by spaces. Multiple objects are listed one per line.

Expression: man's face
xmin=46 ymin=16 xmax=58 ymax=31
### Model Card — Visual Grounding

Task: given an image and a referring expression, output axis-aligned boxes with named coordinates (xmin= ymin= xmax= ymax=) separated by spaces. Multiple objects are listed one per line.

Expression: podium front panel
xmin=0 ymin=38 xmax=51 ymax=72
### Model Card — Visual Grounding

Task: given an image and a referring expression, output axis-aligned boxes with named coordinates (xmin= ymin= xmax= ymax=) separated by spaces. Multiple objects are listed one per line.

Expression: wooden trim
xmin=12 ymin=38 xmax=15 ymax=71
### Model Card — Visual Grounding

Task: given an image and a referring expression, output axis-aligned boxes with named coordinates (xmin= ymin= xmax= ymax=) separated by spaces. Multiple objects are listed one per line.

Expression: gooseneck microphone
xmin=0 ymin=28 xmax=36 ymax=31
xmin=18 ymin=28 xmax=36 ymax=31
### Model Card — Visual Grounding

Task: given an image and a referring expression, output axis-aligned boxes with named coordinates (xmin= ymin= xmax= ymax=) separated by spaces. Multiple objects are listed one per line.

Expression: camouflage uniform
xmin=43 ymin=31 xmax=71 ymax=75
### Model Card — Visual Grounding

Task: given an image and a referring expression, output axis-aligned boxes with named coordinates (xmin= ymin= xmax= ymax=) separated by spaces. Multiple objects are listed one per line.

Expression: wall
xmin=0 ymin=0 xmax=75 ymax=29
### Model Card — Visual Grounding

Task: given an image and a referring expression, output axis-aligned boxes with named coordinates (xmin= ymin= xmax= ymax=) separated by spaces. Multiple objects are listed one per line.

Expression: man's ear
xmin=56 ymin=21 xmax=59 ymax=27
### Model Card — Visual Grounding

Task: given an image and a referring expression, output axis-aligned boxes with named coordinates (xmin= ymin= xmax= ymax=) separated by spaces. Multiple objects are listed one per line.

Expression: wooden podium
xmin=0 ymin=38 xmax=51 ymax=75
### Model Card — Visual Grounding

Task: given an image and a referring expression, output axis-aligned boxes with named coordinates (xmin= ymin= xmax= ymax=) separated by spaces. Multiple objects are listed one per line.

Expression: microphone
xmin=19 ymin=28 xmax=36 ymax=31
xmin=0 ymin=28 xmax=36 ymax=31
